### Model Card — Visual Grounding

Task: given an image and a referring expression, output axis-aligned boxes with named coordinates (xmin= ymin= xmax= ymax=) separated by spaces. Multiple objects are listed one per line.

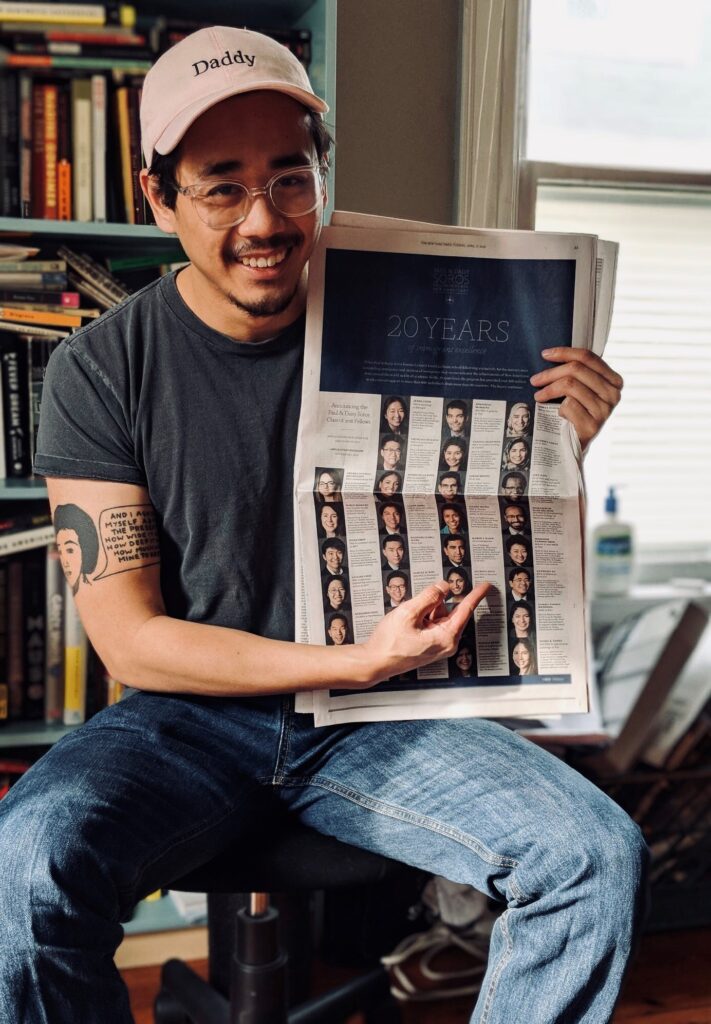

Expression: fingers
xmin=531 ymin=362 xmax=621 ymax=409
xmin=531 ymin=347 xmax=624 ymax=391
xmin=442 ymin=582 xmax=491 ymax=636
xmin=406 ymin=580 xmax=449 ymax=625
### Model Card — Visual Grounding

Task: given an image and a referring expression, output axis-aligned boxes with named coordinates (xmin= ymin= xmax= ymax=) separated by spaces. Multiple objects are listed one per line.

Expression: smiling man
xmin=0 ymin=25 xmax=647 ymax=1024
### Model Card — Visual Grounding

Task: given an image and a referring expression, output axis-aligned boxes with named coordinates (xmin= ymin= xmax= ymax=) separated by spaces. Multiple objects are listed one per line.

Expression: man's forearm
xmin=115 ymin=613 xmax=377 ymax=696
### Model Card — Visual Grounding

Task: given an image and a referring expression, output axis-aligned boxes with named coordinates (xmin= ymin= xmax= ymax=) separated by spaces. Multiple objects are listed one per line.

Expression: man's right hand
xmin=360 ymin=580 xmax=491 ymax=687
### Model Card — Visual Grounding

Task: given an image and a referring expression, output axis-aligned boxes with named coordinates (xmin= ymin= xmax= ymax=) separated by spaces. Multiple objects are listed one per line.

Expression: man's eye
xmin=203 ymin=183 xmax=244 ymax=200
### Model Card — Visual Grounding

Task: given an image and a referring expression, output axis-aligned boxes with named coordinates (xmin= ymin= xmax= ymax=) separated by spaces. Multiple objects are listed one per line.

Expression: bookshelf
xmin=0 ymin=0 xmax=338 ymax=943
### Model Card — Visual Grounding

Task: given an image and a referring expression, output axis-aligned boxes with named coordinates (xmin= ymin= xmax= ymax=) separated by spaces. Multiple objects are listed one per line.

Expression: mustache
xmin=226 ymin=234 xmax=301 ymax=260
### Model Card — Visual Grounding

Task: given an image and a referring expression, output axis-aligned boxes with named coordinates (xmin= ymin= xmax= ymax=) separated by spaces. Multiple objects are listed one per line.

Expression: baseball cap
xmin=140 ymin=25 xmax=329 ymax=163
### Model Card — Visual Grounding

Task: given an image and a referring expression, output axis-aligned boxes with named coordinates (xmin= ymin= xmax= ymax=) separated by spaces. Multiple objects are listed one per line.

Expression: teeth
xmin=239 ymin=249 xmax=287 ymax=268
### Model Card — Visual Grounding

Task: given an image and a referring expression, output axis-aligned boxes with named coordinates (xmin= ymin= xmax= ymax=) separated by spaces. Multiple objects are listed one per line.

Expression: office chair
xmin=153 ymin=810 xmax=424 ymax=1024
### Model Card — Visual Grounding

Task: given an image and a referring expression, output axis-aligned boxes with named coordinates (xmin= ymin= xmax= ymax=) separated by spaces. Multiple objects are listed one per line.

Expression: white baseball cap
xmin=140 ymin=25 xmax=329 ymax=163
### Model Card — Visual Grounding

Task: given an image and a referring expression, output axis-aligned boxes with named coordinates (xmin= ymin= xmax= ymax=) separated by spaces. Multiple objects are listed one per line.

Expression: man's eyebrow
xmin=196 ymin=152 xmax=314 ymax=178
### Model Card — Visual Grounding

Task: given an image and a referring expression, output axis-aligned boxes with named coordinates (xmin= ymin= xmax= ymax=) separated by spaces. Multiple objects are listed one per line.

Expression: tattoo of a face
xmin=54 ymin=503 xmax=160 ymax=595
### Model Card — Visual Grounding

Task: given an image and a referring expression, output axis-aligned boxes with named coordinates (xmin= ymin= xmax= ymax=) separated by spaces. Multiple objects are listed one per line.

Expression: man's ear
xmin=139 ymin=168 xmax=178 ymax=235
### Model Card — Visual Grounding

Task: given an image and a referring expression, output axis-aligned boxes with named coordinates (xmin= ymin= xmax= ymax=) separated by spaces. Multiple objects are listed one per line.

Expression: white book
xmin=63 ymin=578 xmax=88 ymax=725
xmin=70 ymin=78 xmax=92 ymax=222
xmin=0 ymin=525 xmax=55 ymax=556
xmin=90 ymin=74 xmax=106 ymax=223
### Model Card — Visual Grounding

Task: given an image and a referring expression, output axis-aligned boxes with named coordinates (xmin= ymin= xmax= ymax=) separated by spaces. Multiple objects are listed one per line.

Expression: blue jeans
xmin=0 ymin=692 xmax=648 ymax=1023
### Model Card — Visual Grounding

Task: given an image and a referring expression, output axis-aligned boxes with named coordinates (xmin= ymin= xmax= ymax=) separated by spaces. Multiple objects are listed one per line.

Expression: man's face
xmin=444 ymin=539 xmax=465 ymax=564
xmin=323 ymin=545 xmax=343 ymax=571
xmin=438 ymin=476 xmax=458 ymax=498
xmin=327 ymin=579 xmax=346 ymax=608
xmin=144 ymin=91 xmax=325 ymax=341
xmin=383 ymin=540 xmax=404 ymax=566
xmin=381 ymin=440 xmax=401 ymax=469
xmin=509 ymin=542 xmax=528 ymax=566
xmin=385 ymin=576 xmax=408 ymax=605
xmin=446 ymin=406 xmax=465 ymax=433
xmin=509 ymin=571 xmax=530 ymax=598
xmin=504 ymin=506 xmax=526 ymax=531
xmin=502 ymin=477 xmax=524 ymax=499
xmin=381 ymin=504 xmax=401 ymax=532
xmin=442 ymin=507 xmax=462 ymax=532
xmin=510 ymin=405 xmax=530 ymax=435
xmin=328 ymin=617 xmax=347 ymax=644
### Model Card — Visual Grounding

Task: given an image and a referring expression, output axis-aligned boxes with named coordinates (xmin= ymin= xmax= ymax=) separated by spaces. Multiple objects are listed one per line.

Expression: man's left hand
xmin=530 ymin=347 xmax=623 ymax=452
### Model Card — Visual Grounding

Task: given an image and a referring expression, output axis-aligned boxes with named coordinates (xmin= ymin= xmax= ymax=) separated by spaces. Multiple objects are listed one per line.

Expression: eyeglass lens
xmin=192 ymin=167 xmax=321 ymax=226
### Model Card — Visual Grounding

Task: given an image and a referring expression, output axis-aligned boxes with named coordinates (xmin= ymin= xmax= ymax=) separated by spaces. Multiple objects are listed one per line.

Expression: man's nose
xmin=237 ymin=192 xmax=285 ymax=238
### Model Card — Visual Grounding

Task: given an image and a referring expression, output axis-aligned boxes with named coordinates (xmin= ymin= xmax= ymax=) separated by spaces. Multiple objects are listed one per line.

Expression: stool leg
xmin=231 ymin=901 xmax=288 ymax=1024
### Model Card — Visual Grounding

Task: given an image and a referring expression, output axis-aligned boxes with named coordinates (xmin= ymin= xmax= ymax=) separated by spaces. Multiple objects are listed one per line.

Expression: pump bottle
xmin=591 ymin=487 xmax=634 ymax=596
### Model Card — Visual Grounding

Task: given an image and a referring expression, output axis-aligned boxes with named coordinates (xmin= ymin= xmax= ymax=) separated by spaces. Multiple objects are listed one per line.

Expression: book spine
xmin=0 ymin=271 xmax=68 ymax=287
xmin=127 ymin=81 xmax=143 ymax=223
xmin=18 ymin=71 xmax=32 ymax=217
xmin=115 ymin=84 xmax=133 ymax=224
xmin=0 ymin=305 xmax=81 ymax=327
xmin=0 ymin=558 xmax=7 ymax=723
xmin=57 ymin=246 xmax=128 ymax=302
xmin=0 ymin=336 xmax=31 ymax=476
xmin=63 ymin=577 xmax=87 ymax=725
xmin=44 ymin=545 xmax=64 ymax=723
xmin=6 ymin=556 xmax=23 ymax=719
xmin=0 ymin=260 xmax=66 ymax=272
xmin=90 ymin=73 xmax=106 ymax=221
xmin=0 ymin=4 xmax=129 ymax=26
xmin=21 ymin=546 xmax=46 ymax=720
xmin=56 ymin=78 xmax=71 ymax=219
xmin=70 ymin=76 xmax=92 ymax=221
xmin=0 ymin=509 xmax=51 ymax=533
xmin=29 ymin=80 xmax=45 ymax=218
xmin=0 ymin=74 xmax=20 ymax=216
xmin=0 ymin=287 xmax=79 ymax=306
xmin=0 ymin=525 xmax=56 ymax=555
xmin=41 ymin=81 xmax=57 ymax=218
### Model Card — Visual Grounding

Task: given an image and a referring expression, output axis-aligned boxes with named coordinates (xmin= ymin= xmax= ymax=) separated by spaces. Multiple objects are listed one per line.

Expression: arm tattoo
xmin=54 ymin=503 xmax=160 ymax=595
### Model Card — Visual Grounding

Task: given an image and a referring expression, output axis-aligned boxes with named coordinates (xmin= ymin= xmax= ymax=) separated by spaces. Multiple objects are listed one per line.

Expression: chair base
xmin=154 ymin=957 xmax=401 ymax=1024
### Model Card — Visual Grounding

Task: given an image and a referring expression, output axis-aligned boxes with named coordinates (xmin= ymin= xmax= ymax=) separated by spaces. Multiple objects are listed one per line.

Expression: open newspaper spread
xmin=294 ymin=214 xmax=616 ymax=727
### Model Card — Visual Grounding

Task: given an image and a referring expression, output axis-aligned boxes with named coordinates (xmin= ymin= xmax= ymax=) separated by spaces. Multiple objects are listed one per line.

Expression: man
xmin=442 ymin=534 xmax=468 ymax=569
xmin=384 ymin=571 xmax=410 ymax=610
xmin=381 ymin=534 xmax=408 ymax=571
xmin=500 ymin=470 xmax=527 ymax=500
xmin=326 ymin=612 xmax=351 ymax=646
xmin=440 ymin=502 xmax=466 ymax=535
xmin=502 ymin=503 xmax=529 ymax=536
xmin=437 ymin=471 xmax=461 ymax=500
xmin=321 ymin=537 xmax=346 ymax=576
xmin=444 ymin=399 xmax=468 ymax=438
xmin=508 ymin=567 xmax=533 ymax=603
xmin=380 ymin=434 xmax=404 ymax=471
xmin=0 ymin=26 xmax=645 ymax=1024
xmin=378 ymin=500 xmax=404 ymax=535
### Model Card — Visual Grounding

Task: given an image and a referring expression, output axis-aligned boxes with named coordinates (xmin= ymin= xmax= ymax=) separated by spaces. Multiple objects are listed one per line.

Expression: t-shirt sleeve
xmin=33 ymin=338 xmax=145 ymax=484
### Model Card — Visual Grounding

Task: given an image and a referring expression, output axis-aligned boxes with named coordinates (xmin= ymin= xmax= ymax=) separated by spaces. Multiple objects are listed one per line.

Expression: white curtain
xmin=457 ymin=0 xmax=527 ymax=229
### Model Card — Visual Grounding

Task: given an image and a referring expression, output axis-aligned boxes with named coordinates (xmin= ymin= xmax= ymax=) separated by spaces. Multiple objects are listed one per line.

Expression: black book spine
xmin=0 ymin=336 xmax=32 ymax=477
xmin=0 ymin=558 xmax=8 ymax=724
xmin=21 ymin=548 xmax=46 ymax=721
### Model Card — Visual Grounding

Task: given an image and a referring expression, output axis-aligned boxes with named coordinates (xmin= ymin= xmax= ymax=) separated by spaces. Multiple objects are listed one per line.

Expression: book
xmin=0 ymin=558 xmax=7 ymax=722
xmin=0 ymin=271 xmax=67 ymax=287
xmin=21 ymin=546 xmax=46 ymax=719
xmin=62 ymin=576 xmax=87 ymax=725
xmin=0 ymin=319 xmax=67 ymax=337
xmin=0 ymin=4 xmax=136 ymax=27
xmin=115 ymin=82 xmax=132 ymax=223
xmin=0 ymin=525 xmax=56 ymax=555
xmin=41 ymin=80 xmax=58 ymax=218
xmin=6 ymin=555 xmax=22 ymax=719
xmin=0 ymin=287 xmax=79 ymax=306
xmin=0 ymin=260 xmax=66 ymax=272
xmin=44 ymin=545 xmax=64 ymax=723
xmin=0 ymin=72 xmax=20 ymax=215
xmin=29 ymin=78 xmax=45 ymax=217
xmin=90 ymin=72 xmax=106 ymax=221
xmin=0 ymin=506 xmax=52 ymax=533
xmin=17 ymin=70 xmax=31 ymax=216
xmin=56 ymin=77 xmax=71 ymax=219
xmin=57 ymin=246 xmax=129 ymax=304
xmin=0 ymin=332 xmax=31 ymax=475
xmin=0 ymin=305 xmax=81 ymax=328
xmin=70 ymin=76 xmax=91 ymax=221
xmin=0 ymin=243 xmax=39 ymax=259
xmin=1 ymin=301 xmax=99 ymax=317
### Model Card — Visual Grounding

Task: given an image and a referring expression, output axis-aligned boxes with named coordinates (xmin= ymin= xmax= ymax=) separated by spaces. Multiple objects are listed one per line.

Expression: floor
xmin=123 ymin=926 xmax=711 ymax=1023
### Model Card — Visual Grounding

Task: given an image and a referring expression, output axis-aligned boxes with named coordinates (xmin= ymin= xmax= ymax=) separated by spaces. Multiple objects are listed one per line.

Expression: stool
xmin=153 ymin=816 xmax=423 ymax=1024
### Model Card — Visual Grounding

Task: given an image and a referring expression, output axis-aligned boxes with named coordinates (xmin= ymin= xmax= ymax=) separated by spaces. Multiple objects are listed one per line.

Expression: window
xmin=521 ymin=0 xmax=711 ymax=573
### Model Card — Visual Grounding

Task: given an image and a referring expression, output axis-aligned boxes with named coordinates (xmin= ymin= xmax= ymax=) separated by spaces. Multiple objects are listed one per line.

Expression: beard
xmin=227 ymin=285 xmax=299 ymax=319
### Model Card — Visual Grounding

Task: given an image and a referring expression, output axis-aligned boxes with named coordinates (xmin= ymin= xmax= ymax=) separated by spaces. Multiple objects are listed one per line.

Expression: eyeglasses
xmin=175 ymin=164 xmax=325 ymax=229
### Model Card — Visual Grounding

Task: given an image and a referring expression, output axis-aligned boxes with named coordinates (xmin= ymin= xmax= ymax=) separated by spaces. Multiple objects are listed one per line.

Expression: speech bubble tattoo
xmin=93 ymin=504 xmax=161 ymax=580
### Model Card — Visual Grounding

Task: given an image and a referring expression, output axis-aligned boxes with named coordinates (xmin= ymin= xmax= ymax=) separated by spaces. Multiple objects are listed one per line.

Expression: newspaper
xmin=294 ymin=213 xmax=617 ymax=726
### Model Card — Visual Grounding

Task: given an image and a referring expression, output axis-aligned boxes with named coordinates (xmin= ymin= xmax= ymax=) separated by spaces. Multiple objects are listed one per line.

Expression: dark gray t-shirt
xmin=34 ymin=271 xmax=304 ymax=643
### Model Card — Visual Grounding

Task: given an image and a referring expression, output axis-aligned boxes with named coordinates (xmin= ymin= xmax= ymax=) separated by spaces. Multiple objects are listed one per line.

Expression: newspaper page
xmin=295 ymin=221 xmax=597 ymax=726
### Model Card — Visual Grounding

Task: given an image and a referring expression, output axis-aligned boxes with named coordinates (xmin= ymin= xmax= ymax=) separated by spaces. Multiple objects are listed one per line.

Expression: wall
xmin=335 ymin=0 xmax=461 ymax=223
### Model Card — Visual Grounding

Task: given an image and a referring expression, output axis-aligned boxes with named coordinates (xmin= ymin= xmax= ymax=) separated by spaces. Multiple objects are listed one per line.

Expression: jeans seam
xmin=479 ymin=909 xmax=514 ymax=1024
xmin=276 ymin=773 xmax=520 ymax=870
xmin=272 ymin=697 xmax=294 ymax=783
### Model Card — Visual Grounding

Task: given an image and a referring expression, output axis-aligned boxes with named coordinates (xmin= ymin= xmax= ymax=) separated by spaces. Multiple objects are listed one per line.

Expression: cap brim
xmin=152 ymin=82 xmax=329 ymax=157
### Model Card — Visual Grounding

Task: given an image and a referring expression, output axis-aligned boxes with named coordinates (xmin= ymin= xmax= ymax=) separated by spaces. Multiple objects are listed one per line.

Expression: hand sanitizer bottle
xmin=591 ymin=487 xmax=634 ymax=596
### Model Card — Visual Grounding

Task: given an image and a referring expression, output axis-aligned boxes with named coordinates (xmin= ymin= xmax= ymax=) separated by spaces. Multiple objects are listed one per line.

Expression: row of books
xmin=0 ymin=241 xmax=184 ymax=477
xmin=0 ymin=532 xmax=126 ymax=728
xmin=0 ymin=5 xmax=313 ymax=222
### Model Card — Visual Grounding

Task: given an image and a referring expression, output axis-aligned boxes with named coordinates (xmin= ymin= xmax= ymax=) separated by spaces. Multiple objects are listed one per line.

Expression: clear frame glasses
xmin=175 ymin=164 xmax=325 ymax=229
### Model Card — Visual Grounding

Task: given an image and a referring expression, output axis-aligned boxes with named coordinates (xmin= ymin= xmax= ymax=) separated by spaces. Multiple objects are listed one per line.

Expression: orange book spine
xmin=0 ymin=306 xmax=81 ymax=328
xmin=42 ymin=84 xmax=58 ymax=219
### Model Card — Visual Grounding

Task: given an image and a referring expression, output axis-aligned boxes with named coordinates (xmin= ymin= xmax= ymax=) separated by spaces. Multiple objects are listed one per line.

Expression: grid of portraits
xmin=502 ymin=493 xmax=537 ymax=677
xmin=499 ymin=400 xmax=533 ymax=502
xmin=313 ymin=467 xmax=353 ymax=647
